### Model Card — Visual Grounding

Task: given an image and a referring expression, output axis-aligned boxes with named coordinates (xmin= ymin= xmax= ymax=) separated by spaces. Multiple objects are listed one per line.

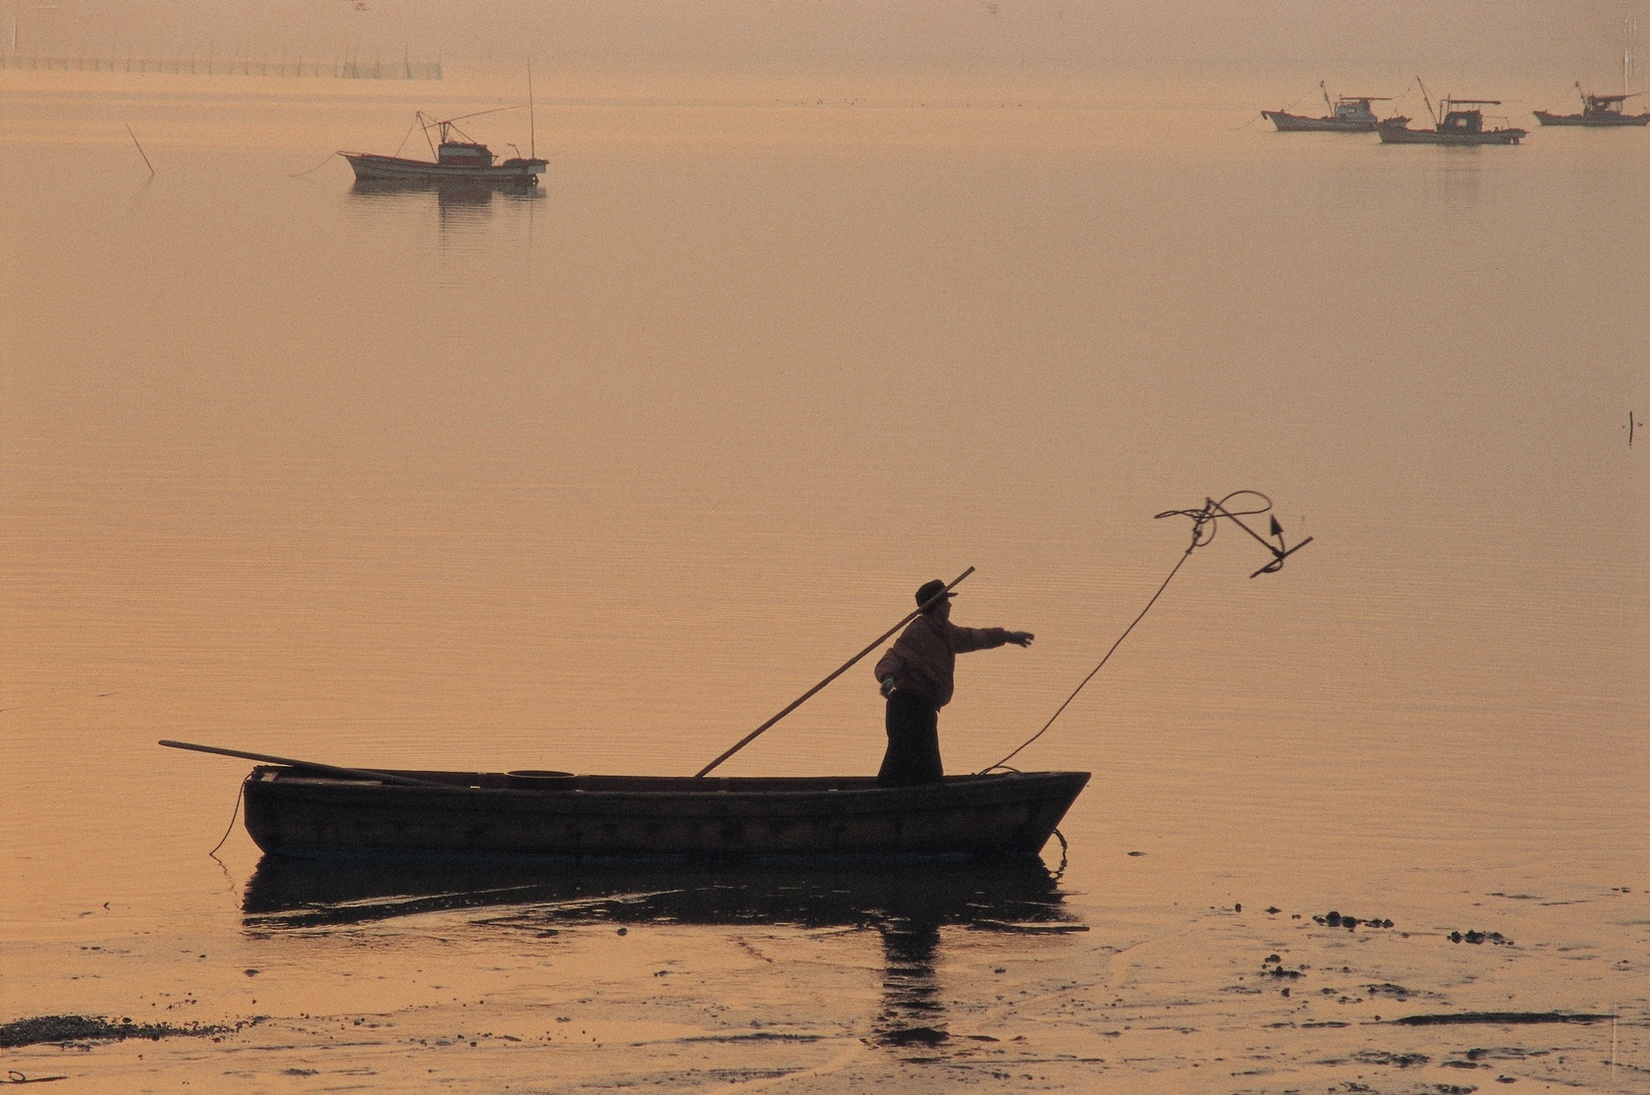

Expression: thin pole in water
xmin=127 ymin=124 xmax=154 ymax=175
xmin=694 ymin=567 xmax=975 ymax=778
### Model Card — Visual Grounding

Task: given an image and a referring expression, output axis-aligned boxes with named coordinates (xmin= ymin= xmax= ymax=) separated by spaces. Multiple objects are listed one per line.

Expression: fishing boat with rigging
xmin=1533 ymin=84 xmax=1650 ymax=126
xmin=1262 ymin=82 xmax=1404 ymax=132
xmin=340 ymin=108 xmax=547 ymax=187
xmin=1378 ymin=79 xmax=1527 ymax=145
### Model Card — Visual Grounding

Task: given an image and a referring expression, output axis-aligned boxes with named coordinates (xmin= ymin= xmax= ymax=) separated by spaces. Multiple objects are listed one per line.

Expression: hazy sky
xmin=14 ymin=1 xmax=1647 ymax=84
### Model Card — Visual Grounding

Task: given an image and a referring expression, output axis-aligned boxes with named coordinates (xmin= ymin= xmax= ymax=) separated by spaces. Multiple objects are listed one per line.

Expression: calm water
xmin=2 ymin=66 xmax=1647 ymax=1092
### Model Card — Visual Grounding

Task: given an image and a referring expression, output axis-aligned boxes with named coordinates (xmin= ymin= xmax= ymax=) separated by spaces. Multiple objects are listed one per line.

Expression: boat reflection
xmin=243 ymin=854 xmax=1084 ymax=1050
xmin=244 ymin=853 xmax=1073 ymax=930
xmin=348 ymin=177 xmax=545 ymax=218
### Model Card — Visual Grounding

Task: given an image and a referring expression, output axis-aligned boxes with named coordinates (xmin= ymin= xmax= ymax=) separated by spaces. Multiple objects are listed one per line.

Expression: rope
xmin=1281 ymin=83 xmax=1322 ymax=113
xmin=287 ymin=152 xmax=339 ymax=178
xmin=979 ymin=491 xmax=1282 ymax=774
xmin=1243 ymin=83 xmax=1320 ymax=131
xmin=208 ymin=780 xmax=245 ymax=857
xmin=393 ymin=114 xmax=422 ymax=157
xmin=1538 ymin=83 xmax=1575 ymax=116
xmin=1048 ymin=827 xmax=1069 ymax=877
xmin=979 ymin=532 xmax=1201 ymax=774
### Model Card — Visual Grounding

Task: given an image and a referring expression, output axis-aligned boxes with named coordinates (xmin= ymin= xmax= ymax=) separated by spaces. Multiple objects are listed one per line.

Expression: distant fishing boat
xmin=1378 ymin=79 xmax=1527 ymax=145
xmin=1533 ymin=84 xmax=1650 ymax=126
xmin=1263 ymin=82 xmax=1404 ymax=132
xmin=340 ymin=110 xmax=547 ymax=187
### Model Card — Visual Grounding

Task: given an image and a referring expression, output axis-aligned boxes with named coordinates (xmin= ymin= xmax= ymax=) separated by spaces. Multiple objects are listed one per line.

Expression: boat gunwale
xmin=246 ymin=764 xmax=1089 ymax=800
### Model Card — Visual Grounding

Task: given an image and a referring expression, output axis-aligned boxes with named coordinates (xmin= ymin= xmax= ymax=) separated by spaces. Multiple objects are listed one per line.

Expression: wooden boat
xmin=340 ymin=110 xmax=546 ymax=187
xmin=241 ymin=765 xmax=1091 ymax=860
xmin=1534 ymin=85 xmax=1650 ymax=127
xmin=1263 ymin=83 xmax=1403 ymax=132
xmin=1378 ymin=80 xmax=1526 ymax=145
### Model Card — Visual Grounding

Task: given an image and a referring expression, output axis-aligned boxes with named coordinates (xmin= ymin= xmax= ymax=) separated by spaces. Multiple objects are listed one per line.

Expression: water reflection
xmin=876 ymin=916 xmax=949 ymax=1049
xmin=243 ymin=854 xmax=1083 ymax=1049
xmin=347 ymin=177 xmax=546 ymax=225
xmin=1432 ymin=151 xmax=1486 ymax=215
xmin=243 ymin=853 xmax=1072 ymax=930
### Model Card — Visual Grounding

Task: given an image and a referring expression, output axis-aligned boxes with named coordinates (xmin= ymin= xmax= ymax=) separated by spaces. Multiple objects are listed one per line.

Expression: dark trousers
xmin=878 ymin=691 xmax=942 ymax=786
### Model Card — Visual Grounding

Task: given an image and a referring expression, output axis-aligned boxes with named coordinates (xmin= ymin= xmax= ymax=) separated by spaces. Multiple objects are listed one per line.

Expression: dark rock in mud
xmin=1352 ymin=1048 xmax=1430 ymax=1067
xmin=1466 ymin=1047 xmax=1532 ymax=1061
xmin=0 ymin=1015 xmax=234 ymax=1049
xmin=1367 ymin=983 xmax=1415 ymax=999
xmin=878 ymin=1025 xmax=949 ymax=1046
xmin=1391 ymin=1011 xmax=1611 ymax=1026
xmin=1312 ymin=910 xmax=1395 ymax=930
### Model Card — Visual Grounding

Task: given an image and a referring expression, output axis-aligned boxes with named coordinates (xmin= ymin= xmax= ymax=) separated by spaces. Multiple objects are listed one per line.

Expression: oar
xmin=693 ymin=567 xmax=975 ymax=778
xmin=159 ymin=739 xmax=448 ymax=788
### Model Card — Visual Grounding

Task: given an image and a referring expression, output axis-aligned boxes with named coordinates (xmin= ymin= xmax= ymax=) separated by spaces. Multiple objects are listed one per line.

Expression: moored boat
xmin=1263 ymin=82 xmax=1403 ymax=132
xmin=340 ymin=110 xmax=547 ymax=187
xmin=240 ymin=765 xmax=1091 ymax=860
xmin=1533 ymin=84 xmax=1650 ymax=126
xmin=1378 ymin=80 xmax=1526 ymax=145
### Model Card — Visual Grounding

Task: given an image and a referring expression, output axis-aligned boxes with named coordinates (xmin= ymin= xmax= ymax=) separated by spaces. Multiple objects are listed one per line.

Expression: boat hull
xmin=1377 ymin=124 xmax=1527 ymax=145
xmin=340 ymin=151 xmax=547 ymax=186
xmin=1532 ymin=111 xmax=1650 ymax=127
xmin=242 ymin=767 xmax=1091 ymax=860
xmin=1263 ymin=110 xmax=1376 ymax=132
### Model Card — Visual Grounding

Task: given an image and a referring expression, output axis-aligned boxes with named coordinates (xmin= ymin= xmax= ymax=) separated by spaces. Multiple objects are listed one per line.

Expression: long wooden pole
xmin=693 ymin=567 xmax=975 ymax=778
xmin=158 ymin=739 xmax=446 ymax=787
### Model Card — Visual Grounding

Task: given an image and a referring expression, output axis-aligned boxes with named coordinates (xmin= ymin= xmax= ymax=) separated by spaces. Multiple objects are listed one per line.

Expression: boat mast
xmin=417 ymin=111 xmax=439 ymax=158
xmin=1628 ymin=4 xmax=1638 ymax=98
xmin=1320 ymin=80 xmax=1332 ymax=114
xmin=1416 ymin=77 xmax=1439 ymax=126
xmin=528 ymin=58 xmax=536 ymax=159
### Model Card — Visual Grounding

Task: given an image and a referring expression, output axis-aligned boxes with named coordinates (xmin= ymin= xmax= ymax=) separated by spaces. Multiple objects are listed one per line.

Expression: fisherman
xmin=873 ymin=580 xmax=1034 ymax=786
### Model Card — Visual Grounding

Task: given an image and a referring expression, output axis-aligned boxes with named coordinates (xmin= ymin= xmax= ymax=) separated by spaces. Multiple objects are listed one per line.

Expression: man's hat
xmin=916 ymin=579 xmax=954 ymax=608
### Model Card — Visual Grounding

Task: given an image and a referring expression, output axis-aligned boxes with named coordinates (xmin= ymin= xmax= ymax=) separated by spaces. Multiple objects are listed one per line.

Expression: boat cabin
xmin=1438 ymin=100 xmax=1499 ymax=133
xmin=437 ymin=141 xmax=495 ymax=167
xmin=1584 ymin=92 xmax=1640 ymax=118
xmin=1332 ymin=97 xmax=1381 ymax=123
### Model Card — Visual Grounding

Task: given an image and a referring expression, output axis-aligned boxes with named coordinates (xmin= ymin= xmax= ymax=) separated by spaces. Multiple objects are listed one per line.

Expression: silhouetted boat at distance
xmin=238 ymin=764 xmax=1091 ymax=860
xmin=1263 ymin=82 xmax=1404 ymax=131
xmin=1533 ymin=85 xmax=1650 ymax=127
xmin=340 ymin=110 xmax=546 ymax=187
xmin=1378 ymin=79 xmax=1526 ymax=145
